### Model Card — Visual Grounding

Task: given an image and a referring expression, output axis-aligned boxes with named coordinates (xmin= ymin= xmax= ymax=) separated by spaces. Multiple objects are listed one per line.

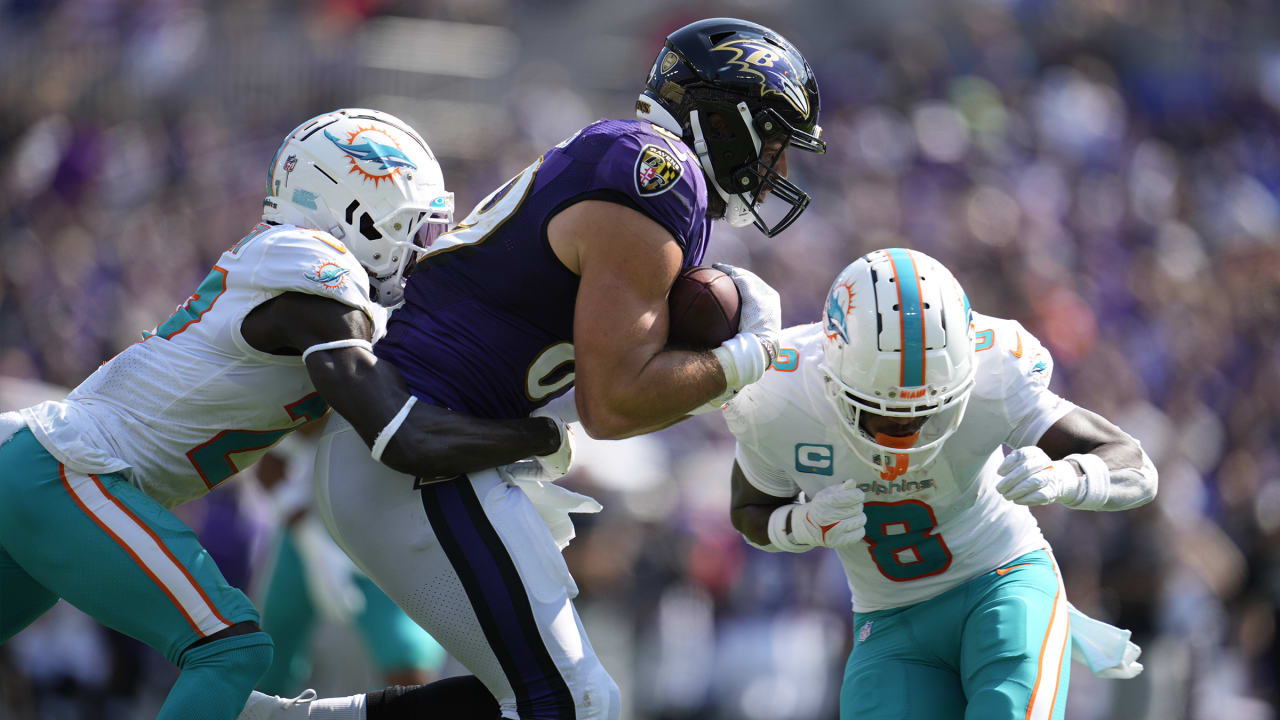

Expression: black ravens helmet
xmin=636 ymin=18 xmax=825 ymax=237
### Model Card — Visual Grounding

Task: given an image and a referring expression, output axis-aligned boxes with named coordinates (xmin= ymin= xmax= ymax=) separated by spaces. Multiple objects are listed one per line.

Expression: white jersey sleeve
xmin=19 ymin=223 xmax=381 ymax=509
xmin=970 ymin=317 xmax=1076 ymax=449
xmin=725 ymin=382 xmax=801 ymax=499
xmin=723 ymin=325 xmax=831 ymax=499
xmin=230 ymin=225 xmax=388 ymax=344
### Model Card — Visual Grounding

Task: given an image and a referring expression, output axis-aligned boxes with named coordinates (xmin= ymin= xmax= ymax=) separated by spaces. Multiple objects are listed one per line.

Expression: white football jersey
xmin=19 ymin=223 xmax=386 ymax=508
xmin=724 ymin=314 xmax=1075 ymax=612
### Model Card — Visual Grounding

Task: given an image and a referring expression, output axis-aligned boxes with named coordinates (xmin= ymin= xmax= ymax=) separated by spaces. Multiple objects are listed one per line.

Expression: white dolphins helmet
xmin=819 ymin=248 xmax=976 ymax=471
xmin=263 ymin=108 xmax=454 ymax=306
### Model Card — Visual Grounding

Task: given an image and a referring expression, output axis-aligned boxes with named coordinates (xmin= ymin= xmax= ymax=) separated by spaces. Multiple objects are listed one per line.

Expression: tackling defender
xmin=243 ymin=17 xmax=827 ymax=720
xmin=0 ymin=109 xmax=569 ymax=720
xmin=726 ymin=248 xmax=1156 ymax=720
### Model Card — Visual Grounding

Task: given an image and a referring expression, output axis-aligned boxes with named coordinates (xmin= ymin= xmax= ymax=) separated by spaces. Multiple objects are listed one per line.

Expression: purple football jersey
xmin=375 ymin=119 xmax=711 ymax=419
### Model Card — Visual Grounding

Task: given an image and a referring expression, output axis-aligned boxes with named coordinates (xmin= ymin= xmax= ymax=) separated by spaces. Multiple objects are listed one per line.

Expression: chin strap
xmin=688 ymin=110 xmax=737 ymax=214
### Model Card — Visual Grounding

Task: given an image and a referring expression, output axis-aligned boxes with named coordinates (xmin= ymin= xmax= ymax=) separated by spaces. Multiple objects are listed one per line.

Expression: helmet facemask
xmin=821 ymin=361 xmax=976 ymax=473
xmin=361 ymin=197 xmax=453 ymax=306
xmin=687 ymin=102 xmax=823 ymax=236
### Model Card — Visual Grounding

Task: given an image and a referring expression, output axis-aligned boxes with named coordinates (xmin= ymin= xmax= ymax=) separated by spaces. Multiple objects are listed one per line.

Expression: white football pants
xmin=313 ymin=416 xmax=619 ymax=720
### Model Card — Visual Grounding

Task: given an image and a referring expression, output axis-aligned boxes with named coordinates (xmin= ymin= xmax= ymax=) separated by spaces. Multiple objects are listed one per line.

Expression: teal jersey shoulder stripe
xmin=885 ymin=248 xmax=926 ymax=386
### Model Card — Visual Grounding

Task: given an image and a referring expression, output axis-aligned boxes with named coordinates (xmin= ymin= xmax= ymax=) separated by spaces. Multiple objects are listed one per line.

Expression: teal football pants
xmin=0 ymin=428 xmax=265 ymax=718
xmin=842 ymin=549 xmax=1071 ymax=720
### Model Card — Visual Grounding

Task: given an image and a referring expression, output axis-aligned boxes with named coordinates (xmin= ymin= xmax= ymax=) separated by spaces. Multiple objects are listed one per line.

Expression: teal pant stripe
xmin=0 ymin=427 xmax=258 ymax=664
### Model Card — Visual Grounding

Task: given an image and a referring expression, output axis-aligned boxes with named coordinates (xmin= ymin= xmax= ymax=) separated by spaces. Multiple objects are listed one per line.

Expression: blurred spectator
xmin=3 ymin=1 xmax=1278 ymax=718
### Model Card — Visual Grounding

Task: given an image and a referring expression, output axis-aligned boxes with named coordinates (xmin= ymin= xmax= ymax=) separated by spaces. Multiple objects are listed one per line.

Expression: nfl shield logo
xmin=857 ymin=621 xmax=874 ymax=643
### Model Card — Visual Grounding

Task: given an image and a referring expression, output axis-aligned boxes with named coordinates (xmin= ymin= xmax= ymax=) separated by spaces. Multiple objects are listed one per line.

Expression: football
xmin=666 ymin=266 xmax=741 ymax=350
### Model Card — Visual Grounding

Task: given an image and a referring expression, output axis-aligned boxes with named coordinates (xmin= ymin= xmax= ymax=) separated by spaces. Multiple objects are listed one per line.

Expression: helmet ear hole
xmin=359 ymin=212 xmax=382 ymax=241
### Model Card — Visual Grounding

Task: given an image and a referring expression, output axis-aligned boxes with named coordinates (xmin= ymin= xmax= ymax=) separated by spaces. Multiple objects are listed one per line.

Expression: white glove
xmin=996 ymin=446 xmax=1083 ymax=506
xmin=770 ymin=480 xmax=867 ymax=551
xmin=529 ymin=405 xmax=575 ymax=479
xmin=293 ymin=515 xmax=365 ymax=623
xmin=713 ymin=263 xmax=781 ymax=341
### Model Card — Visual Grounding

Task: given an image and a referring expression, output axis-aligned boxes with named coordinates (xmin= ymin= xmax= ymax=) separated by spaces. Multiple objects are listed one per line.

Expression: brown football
xmin=667 ymin=266 xmax=741 ymax=350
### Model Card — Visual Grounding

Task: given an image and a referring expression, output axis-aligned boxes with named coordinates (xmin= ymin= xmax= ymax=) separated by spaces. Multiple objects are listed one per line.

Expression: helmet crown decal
xmin=710 ymin=38 xmax=811 ymax=120
xmin=324 ymin=126 xmax=418 ymax=187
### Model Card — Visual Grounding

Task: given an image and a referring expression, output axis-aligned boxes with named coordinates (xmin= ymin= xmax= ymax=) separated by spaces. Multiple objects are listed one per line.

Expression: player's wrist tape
xmin=1061 ymin=453 xmax=1110 ymax=510
xmin=767 ymin=503 xmax=812 ymax=553
xmin=371 ymin=396 xmax=418 ymax=463
xmin=302 ymin=338 xmax=373 ymax=363
xmin=712 ymin=332 xmax=773 ymax=392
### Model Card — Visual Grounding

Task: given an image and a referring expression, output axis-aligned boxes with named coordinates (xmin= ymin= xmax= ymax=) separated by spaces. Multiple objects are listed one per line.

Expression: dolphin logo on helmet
xmin=825 ymin=282 xmax=853 ymax=344
xmin=324 ymin=130 xmax=418 ymax=172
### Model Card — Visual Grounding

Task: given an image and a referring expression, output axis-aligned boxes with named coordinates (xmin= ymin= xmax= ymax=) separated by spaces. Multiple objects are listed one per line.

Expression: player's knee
xmin=238 ymin=635 xmax=275 ymax=680
xmin=180 ymin=629 xmax=275 ymax=686
xmin=965 ymin=685 xmax=1025 ymax=719
xmin=570 ymin=661 xmax=619 ymax=720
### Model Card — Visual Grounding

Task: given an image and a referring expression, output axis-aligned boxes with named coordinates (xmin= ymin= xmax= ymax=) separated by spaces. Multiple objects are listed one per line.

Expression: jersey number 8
xmin=862 ymin=500 xmax=953 ymax=582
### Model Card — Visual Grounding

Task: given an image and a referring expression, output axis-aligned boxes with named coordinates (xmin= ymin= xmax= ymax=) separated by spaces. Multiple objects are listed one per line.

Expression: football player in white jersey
xmin=0 ymin=109 xmax=570 ymax=720
xmin=725 ymin=248 xmax=1157 ymax=720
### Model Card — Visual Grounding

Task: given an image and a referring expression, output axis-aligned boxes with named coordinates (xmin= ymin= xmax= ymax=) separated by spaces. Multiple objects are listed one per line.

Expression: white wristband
xmin=302 ymin=338 xmax=373 ymax=363
xmin=712 ymin=332 xmax=771 ymax=393
xmin=766 ymin=504 xmax=812 ymax=553
xmin=371 ymin=396 xmax=417 ymax=463
xmin=1063 ymin=453 xmax=1111 ymax=510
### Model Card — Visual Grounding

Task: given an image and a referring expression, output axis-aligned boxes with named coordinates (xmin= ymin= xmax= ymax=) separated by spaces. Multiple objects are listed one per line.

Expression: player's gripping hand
xmin=529 ymin=402 xmax=576 ymax=479
xmin=710 ymin=263 xmax=781 ymax=395
xmin=782 ymin=480 xmax=868 ymax=550
xmin=996 ymin=446 xmax=1082 ymax=506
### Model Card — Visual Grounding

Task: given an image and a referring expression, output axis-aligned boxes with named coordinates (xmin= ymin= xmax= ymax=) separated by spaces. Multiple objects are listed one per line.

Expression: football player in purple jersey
xmin=242 ymin=18 xmax=826 ymax=720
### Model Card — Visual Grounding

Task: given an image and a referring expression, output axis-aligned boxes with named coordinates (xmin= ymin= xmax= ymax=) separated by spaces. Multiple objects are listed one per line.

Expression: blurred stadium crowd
xmin=2 ymin=0 xmax=1279 ymax=718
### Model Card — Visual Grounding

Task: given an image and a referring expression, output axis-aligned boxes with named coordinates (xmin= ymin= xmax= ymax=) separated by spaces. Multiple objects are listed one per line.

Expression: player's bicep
xmin=730 ymin=459 xmax=795 ymax=545
xmin=303 ymin=346 xmax=413 ymax=448
xmin=244 ymin=291 xmax=402 ymax=444
xmin=556 ymin=200 xmax=683 ymax=386
xmin=243 ymin=291 xmax=373 ymax=355
xmin=730 ymin=460 xmax=796 ymax=511
xmin=1037 ymin=407 xmax=1143 ymax=467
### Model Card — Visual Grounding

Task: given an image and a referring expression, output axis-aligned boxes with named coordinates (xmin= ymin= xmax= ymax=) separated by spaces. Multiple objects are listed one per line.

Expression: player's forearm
xmin=1067 ymin=443 xmax=1158 ymax=511
xmin=308 ymin=348 xmax=561 ymax=478
xmin=382 ymin=410 xmax=562 ymax=480
xmin=576 ymin=349 xmax=726 ymax=439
